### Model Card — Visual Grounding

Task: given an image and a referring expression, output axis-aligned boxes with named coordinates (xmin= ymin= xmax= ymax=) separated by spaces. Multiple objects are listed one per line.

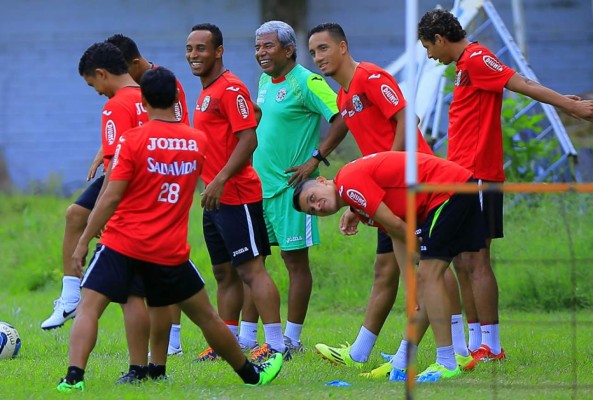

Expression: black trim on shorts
xmin=479 ymin=180 xmax=504 ymax=239
xmin=202 ymin=202 xmax=271 ymax=266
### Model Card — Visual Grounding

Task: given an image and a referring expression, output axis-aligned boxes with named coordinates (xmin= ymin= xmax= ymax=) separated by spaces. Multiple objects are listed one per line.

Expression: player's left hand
xmin=201 ymin=177 xmax=224 ymax=210
xmin=285 ymin=158 xmax=319 ymax=187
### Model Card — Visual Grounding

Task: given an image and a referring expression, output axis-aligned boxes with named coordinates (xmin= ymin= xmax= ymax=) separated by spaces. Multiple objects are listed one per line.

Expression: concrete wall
xmin=0 ymin=0 xmax=591 ymax=192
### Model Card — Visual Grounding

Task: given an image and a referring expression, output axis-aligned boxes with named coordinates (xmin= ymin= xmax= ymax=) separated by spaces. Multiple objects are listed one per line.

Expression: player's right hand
xmin=87 ymin=147 xmax=104 ymax=181
xmin=339 ymin=208 xmax=360 ymax=235
xmin=71 ymin=243 xmax=88 ymax=277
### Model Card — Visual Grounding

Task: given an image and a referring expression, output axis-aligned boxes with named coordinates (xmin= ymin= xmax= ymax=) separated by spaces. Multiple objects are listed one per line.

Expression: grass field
xmin=1 ymin=193 xmax=593 ymax=399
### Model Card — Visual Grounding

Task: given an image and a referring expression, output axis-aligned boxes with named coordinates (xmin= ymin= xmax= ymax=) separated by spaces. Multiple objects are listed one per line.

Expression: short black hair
xmin=139 ymin=66 xmax=177 ymax=110
xmin=292 ymin=180 xmax=307 ymax=212
xmin=418 ymin=9 xmax=466 ymax=43
xmin=78 ymin=42 xmax=129 ymax=77
xmin=307 ymin=22 xmax=348 ymax=44
xmin=191 ymin=23 xmax=224 ymax=48
xmin=292 ymin=179 xmax=319 ymax=212
xmin=105 ymin=34 xmax=141 ymax=64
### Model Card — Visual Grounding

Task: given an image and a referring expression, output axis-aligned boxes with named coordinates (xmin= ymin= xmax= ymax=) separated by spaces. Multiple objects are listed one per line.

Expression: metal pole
xmin=404 ymin=1 xmax=418 ymax=399
xmin=511 ymin=0 xmax=528 ymax=58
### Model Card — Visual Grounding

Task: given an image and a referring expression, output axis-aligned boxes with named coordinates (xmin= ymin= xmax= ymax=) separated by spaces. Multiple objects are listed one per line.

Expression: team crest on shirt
xmin=275 ymin=87 xmax=287 ymax=102
xmin=174 ymin=102 xmax=183 ymax=121
xmin=200 ymin=96 xmax=211 ymax=112
xmin=381 ymin=84 xmax=399 ymax=106
xmin=346 ymin=189 xmax=367 ymax=208
xmin=352 ymin=95 xmax=364 ymax=112
xmin=236 ymin=94 xmax=250 ymax=119
xmin=454 ymin=70 xmax=462 ymax=86
xmin=112 ymin=143 xmax=122 ymax=169
xmin=105 ymin=120 xmax=116 ymax=145
xmin=482 ymin=55 xmax=503 ymax=72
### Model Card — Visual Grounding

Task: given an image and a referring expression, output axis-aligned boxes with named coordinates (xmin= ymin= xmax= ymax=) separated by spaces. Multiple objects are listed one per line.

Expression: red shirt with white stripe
xmin=337 ymin=62 xmax=433 ymax=156
xmin=448 ymin=42 xmax=515 ymax=181
xmin=101 ymin=86 xmax=149 ymax=170
xmin=334 ymin=151 xmax=472 ymax=227
xmin=192 ymin=71 xmax=262 ymax=205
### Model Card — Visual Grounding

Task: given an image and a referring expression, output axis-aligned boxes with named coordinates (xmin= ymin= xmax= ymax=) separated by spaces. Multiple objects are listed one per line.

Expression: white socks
xmin=481 ymin=323 xmax=501 ymax=354
xmin=350 ymin=326 xmax=377 ymax=363
xmin=390 ymin=340 xmax=417 ymax=371
xmin=263 ymin=323 xmax=285 ymax=352
xmin=468 ymin=321 xmax=482 ymax=351
xmin=169 ymin=324 xmax=181 ymax=349
xmin=61 ymin=276 xmax=81 ymax=305
xmin=239 ymin=321 xmax=258 ymax=348
xmin=436 ymin=344 xmax=457 ymax=370
xmin=226 ymin=322 xmax=239 ymax=341
xmin=284 ymin=321 xmax=303 ymax=344
xmin=451 ymin=314 xmax=469 ymax=356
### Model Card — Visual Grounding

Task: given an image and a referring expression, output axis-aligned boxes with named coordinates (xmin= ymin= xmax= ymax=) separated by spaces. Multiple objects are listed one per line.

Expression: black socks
xmin=235 ymin=360 xmax=259 ymax=385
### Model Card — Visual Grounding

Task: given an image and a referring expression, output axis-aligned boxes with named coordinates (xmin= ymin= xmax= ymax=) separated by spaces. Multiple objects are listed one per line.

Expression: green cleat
xmin=247 ymin=353 xmax=283 ymax=386
xmin=314 ymin=342 xmax=363 ymax=369
xmin=416 ymin=363 xmax=461 ymax=383
xmin=56 ymin=379 xmax=85 ymax=393
xmin=360 ymin=361 xmax=392 ymax=380
xmin=455 ymin=353 xmax=476 ymax=371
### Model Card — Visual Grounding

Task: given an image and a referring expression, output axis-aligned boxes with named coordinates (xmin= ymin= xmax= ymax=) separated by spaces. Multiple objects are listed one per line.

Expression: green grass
xmin=1 ymin=193 xmax=593 ymax=399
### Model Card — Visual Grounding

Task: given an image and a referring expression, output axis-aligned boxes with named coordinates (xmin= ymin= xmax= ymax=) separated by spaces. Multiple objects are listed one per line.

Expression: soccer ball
xmin=0 ymin=321 xmax=21 ymax=360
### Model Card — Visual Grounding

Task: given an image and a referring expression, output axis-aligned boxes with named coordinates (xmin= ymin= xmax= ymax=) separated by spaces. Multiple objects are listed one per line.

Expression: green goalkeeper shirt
xmin=254 ymin=64 xmax=339 ymax=198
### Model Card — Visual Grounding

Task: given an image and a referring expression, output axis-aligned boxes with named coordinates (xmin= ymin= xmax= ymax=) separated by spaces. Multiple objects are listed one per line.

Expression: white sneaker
xmin=167 ymin=344 xmax=183 ymax=356
xmin=41 ymin=298 xmax=78 ymax=330
xmin=148 ymin=344 xmax=183 ymax=358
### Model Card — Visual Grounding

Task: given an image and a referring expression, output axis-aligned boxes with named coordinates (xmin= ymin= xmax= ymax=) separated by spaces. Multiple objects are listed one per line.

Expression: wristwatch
xmin=312 ymin=149 xmax=330 ymax=166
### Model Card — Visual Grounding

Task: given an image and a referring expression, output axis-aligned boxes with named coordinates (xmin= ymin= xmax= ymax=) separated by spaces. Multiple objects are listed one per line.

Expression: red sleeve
xmin=337 ymin=169 xmax=385 ymax=221
xmin=109 ymin=134 xmax=136 ymax=182
xmin=466 ymin=51 xmax=515 ymax=92
xmin=219 ymin=85 xmax=258 ymax=133
xmin=362 ymin=73 xmax=407 ymax=120
xmin=176 ymin=80 xmax=190 ymax=125
xmin=102 ymin=101 xmax=135 ymax=160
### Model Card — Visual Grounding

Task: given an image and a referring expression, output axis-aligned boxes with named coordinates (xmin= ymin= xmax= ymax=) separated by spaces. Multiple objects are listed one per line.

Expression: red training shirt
xmin=334 ymin=152 xmax=472 ymax=227
xmin=193 ymin=71 xmax=262 ymax=205
xmin=337 ymin=62 xmax=433 ymax=156
xmin=101 ymin=86 xmax=149 ymax=170
xmin=448 ymin=42 xmax=515 ymax=182
xmin=101 ymin=120 xmax=209 ymax=265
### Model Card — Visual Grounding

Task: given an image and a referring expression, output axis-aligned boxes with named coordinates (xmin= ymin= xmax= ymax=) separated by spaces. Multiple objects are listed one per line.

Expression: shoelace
xmin=250 ymin=344 xmax=271 ymax=359
xmin=254 ymin=359 xmax=272 ymax=372
xmin=198 ymin=347 xmax=215 ymax=358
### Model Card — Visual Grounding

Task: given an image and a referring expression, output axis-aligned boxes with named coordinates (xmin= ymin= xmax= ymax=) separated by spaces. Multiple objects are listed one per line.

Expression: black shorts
xmin=203 ymin=202 xmax=271 ymax=267
xmin=376 ymin=230 xmax=394 ymax=254
xmin=479 ymin=179 xmax=504 ymax=239
xmin=81 ymin=245 xmax=205 ymax=306
xmin=81 ymin=245 xmax=145 ymax=303
xmin=74 ymin=176 xmax=105 ymax=210
xmin=416 ymin=193 xmax=487 ymax=263
xmin=138 ymin=259 xmax=205 ymax=307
